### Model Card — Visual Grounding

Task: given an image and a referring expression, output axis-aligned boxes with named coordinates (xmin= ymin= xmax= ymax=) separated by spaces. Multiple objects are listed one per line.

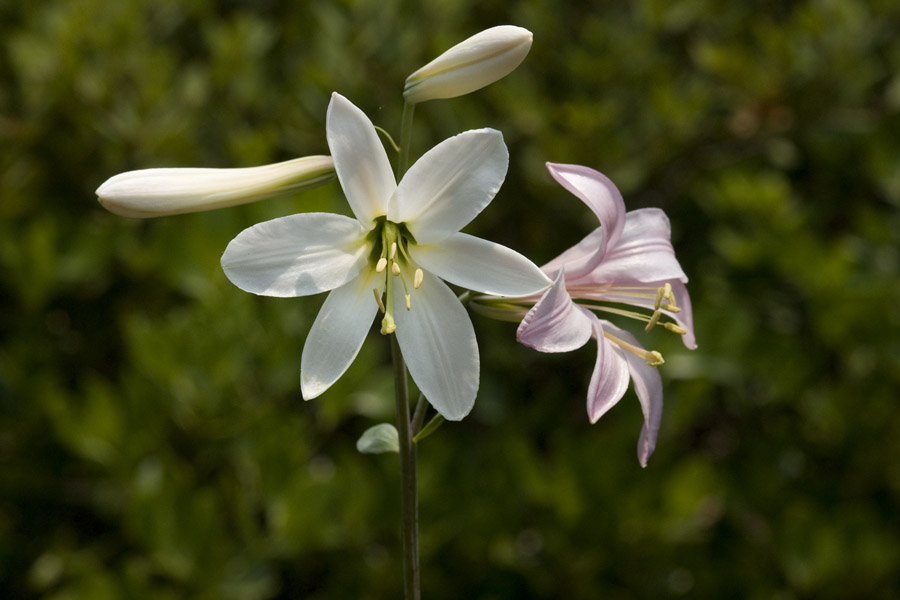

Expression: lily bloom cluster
xmin=95 ymin=24 xmax=695 ymax=465
xmin=471 ymin=163 xmax=695 ymax=466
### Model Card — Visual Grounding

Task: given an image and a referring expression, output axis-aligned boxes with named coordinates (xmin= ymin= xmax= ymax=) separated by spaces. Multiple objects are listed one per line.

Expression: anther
xmin=389 ymin=242 xmax=397 ymax=260
xmin=413 ymin=268 xmax=424 ymax=289
xmin=604 ymin=331 xmax=665 ymax=367
xmin=375 ymin=257 xmax=388 ymax=273
xmin=372 ymin=288 xmax=386 ymax=313
xmin=405 ymin=293 xmax=411 ymax=310
xmin=663 ymin=282 xmax=678 ymax=309
xmin=654 ymin=286 xmax=665 ymax=311
xmin=391 ymin=262 xmax=401 ymax=276
xmin=644 ymin=310 xmax=662 ymax=332
xmin=664 ymin=322 xmax=687 ymax=335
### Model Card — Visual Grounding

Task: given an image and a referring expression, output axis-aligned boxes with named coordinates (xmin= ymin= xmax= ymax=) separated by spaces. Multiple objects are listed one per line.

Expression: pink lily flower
xmin=515 ymin=163 xmax=696 ymax=466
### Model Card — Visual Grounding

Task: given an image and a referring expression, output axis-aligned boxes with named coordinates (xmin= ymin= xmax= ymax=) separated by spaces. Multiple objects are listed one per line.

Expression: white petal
xmin=326 ymin=93 xmax=396 ymax=226
xmin=96 ymin=156 xmax=335 ymax=218
xmin=392 ymin=272 xmax=478 ymax=421
xmin=602 ymin=321 xmax=664 ymax=467
xmin=586 ymin=318 xmax=631 ymax=423
xmin=301 ymin=270 xmax=382 ymax=399
xmin=516 ymin=271 xmax=593 ymax=353
xmin=389 ymin=129 xmax=507 ymax=243
xmin=221 ymin=213 xmax=369 ymax=297
xmin=410 ymin=232 xmax=550 ymax=297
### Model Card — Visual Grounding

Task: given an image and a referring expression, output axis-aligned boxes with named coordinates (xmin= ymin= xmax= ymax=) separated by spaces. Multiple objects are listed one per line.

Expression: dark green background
xmin=2 ymin=0 xmax=899 ymax=598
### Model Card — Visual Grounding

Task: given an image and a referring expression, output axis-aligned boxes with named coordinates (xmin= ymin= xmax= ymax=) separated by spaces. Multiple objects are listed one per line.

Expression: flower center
xmin=367 ymin=217 xmax=424 ymax=335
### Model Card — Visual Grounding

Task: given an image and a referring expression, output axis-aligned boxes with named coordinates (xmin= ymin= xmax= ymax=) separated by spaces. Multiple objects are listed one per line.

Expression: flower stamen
xmin=644 ymin=282 xmax=682 ymax=331
xmin=372 ymin=288 xmax=386 ymax=313
xmin=664 ymin=322 xmax=687 ymax=334
xmin=604 ymin=331 xmax=665 ymax=366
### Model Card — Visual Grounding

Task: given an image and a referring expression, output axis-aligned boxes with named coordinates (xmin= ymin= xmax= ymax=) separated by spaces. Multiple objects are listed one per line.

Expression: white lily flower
xmin=221 ymin=93 xmax=550 ymax=420
xmin=403 ymin=26 xmax=533 ymax=104
xmin=96 ymin=155 xmax=335 ymax=218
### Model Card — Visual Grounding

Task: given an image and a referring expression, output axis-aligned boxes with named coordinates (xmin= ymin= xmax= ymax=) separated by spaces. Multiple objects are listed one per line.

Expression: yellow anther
xmin=375 ymin=257 xmax=388 ymax=273
xmin=654 ymin=286 xmax=665 ymax=311
xmin=647 ymin=351 xmax=665 ymax=367
xmin=405 ymin=293 xmax=411 ymax=310
xmin=604 ymin=331 xmax=665 ymax=367
xmin=391 ymin=262 xmax=401 ymax=276
xmin=380 ymin=314 xmax=396 ymax=335
xmin=372 ymin=288 xmax=386 ymax=313
xmin=413 ymin=268 xmax=424 ymax=289
xmin=664 ymin=322 xmax=687 ymax=335
xmin=389 ymin=242 xmax=397 ymax=260
xmin=644 ymin=310 xmax=662 ymax=332
xmin=663 ymin=282 xmax=677 ymax=310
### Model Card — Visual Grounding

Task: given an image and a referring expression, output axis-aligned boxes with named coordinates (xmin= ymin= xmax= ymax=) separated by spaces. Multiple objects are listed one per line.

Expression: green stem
xmin=391 ymin=334 xmax=420 ymax=600
xmin=411 ymin=394 xmax=428 ymax=435
xmin=397 ymin=102 xmax=415 ymax=180
xmin=391 ymin=98 xmax=419 ymax=600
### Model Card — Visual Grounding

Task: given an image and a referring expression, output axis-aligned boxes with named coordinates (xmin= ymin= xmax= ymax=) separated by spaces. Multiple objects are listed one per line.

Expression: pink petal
xmin=540 ymin=227 xmax=604 ymax=280
xmin=667 ymin=280 xmax=696 ymax=350
xmin=516 ymin=271 xmax=592 ymax=353
xmin=583 ymin=208 xmax=687 ymax=285
xmin=545 ymin=163 xmax=626 ymax=280
xmin=586 ymin=317 xmax=631 ymax=423
xmin=601 ymin=322 xmax=664 ymax=467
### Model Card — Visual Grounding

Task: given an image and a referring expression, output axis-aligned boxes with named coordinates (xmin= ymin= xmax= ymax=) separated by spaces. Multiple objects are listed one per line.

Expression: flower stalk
xmin=391 ymin=334 xmax=420 ymax=600
xmin=393 ymin=103 xmax=420 ymax=600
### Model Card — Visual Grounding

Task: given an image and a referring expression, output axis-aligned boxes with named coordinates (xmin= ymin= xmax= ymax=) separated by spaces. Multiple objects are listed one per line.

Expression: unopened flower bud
xmin=403 ymin=26 xmax=533 ymax=104
xmin=96 ymin=155 xmax=335 ymax=218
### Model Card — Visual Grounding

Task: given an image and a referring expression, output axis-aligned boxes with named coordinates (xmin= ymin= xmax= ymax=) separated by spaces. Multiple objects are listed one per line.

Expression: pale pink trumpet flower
xmin=472 ymin=163 xmax=695 ymax=466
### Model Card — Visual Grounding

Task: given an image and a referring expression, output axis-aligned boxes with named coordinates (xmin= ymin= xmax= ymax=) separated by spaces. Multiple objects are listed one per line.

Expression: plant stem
xmin=391 ymin=98 xmax=420 ymax=599
xmin=397 ymin=102 xmax=415 ymax=179
xmin=391 ymin=334 xmax=420 ymax=600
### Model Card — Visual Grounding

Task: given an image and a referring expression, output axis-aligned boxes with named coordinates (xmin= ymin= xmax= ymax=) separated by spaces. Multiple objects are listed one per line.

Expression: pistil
xmin=371 ymin=219 xmax=423 ymax=334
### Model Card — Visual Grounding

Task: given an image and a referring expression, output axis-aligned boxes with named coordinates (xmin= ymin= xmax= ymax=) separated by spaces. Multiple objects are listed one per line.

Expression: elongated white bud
xmin=403 ymin=26 xmax=533 ymax=104
xmin=96 ymin=155 xmax=335 ymax=218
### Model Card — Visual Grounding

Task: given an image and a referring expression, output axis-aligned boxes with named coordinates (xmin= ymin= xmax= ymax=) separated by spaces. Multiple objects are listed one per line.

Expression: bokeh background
xmin=3 ymin=0 xmax=900 ymax=598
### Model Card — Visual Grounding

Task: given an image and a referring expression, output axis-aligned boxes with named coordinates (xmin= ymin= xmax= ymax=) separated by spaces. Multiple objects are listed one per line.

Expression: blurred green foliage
xmin=2 ymin=0 xmax=900 ymax=598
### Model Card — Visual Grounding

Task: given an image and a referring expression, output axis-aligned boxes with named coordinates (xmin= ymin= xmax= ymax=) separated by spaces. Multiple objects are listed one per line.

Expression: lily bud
xmin=96 ymin=155 xmax=335 ymax=218
xmin=403 ymin=25 xmax=533 ymax=104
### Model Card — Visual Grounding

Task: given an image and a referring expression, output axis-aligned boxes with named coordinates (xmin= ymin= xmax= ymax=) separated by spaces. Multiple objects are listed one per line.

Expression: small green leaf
xmin=412 ymin=414 xmax=444 ymax=444
xmin=356 ymin=424 xmax=399 ymax=454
